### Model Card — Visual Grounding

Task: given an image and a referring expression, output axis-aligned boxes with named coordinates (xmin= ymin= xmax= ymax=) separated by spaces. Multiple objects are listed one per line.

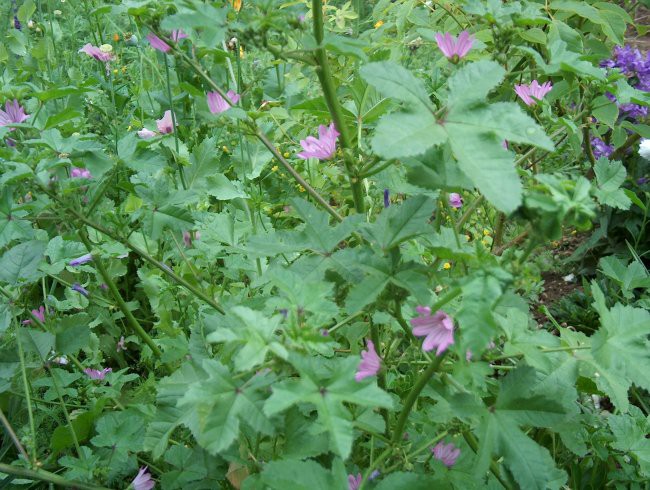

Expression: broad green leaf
xmin=447 ymin=60 xmax=506 ymax=106
xmin=248 ymin=459 xmax=347 ymax=490
xmin=186 ymin=136 xmax=222 ymax=190
xmin=599 ymin=256 xmax=650 ymax=298
xmin=54 ymin=314 xmax=91 ymax=355
xmin=593 ymin=158 xmax=631 ymax=210
xmin=375 ymin=472 xmax=444 ymax=490
xmin=360 ymin=61 xmax=433 ymax=108
xmin=0 ymin=240 xmax=46 ymax=285
xmin=371 ymin=109 xmax=446 ymax=159
xmin=608 ymin=407 xmax=650 ymax=476
xmin=161 ymin=446 xmax=209 ymax=488
xmin=144 ymin=405 xmax=187 ymax=460
xmin=91 ymin=409 xmax=145 ymax=455
xmin=205 ymin=174 xmax=248 ymax=200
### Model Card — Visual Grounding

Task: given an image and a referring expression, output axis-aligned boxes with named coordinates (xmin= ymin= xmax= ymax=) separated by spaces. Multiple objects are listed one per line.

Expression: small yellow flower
xmin=465 ymin=234 xmax=471 ymax=241
xmin=435 ymin=285 xmax=443 ymax=293
xmin=127 ymin=125 xmax=132 ymax=131
xmin=239 ymin=45 xmax=245 ymax=59
xmin=283 ymin=151 xmax=290 ymax=158
xmin=482 ymin=239 xmax=490 ymax=246
xmin=230 ymin=0 xmax=242 ymax=11
xmin=443 ymin=262 xmax=451 ymax=270
xmin=122 ymin=66 xmax=127 ymax=73
xmin=571 ymin=230 xmax=577 ymax=235
xmin=374 ymin=20 xmax=384 ymax=28
xmin=113 ymin=69 xmax=118 ymax=75
xmin=483 ymin=229 xmax=490 ymax=236
xmin=298 ymin=185 xmax=305 ymax=193
xmin=271 ymin=165 xmax=279 ymax=172
xmin=222 ymin=145 xmax=229 ymax=153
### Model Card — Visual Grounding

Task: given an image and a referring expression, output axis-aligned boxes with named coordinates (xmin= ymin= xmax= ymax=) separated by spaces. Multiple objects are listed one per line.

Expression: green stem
xmin=369 ymin=320 xmax=389 ymax=437
xmin=107 ymin=68 xmax=119 ymax=155
xmin=0 ymin=397 xmax=31 ymax=465
xmin=163 ymin=55 xmax=187 ymax=189
xmin=47 ymin=366 xmax=82 ymax=457
xmin=0 ymin=463 xmax=111 ymax=490
xmin=15 ymin=322 xmax=37 ymax=464
xmin=77 ymin=231 xmax=163 ymax=358
xmin=463 ymin=431 xmax=514 ymax=490
xmin=311 ymin=0 xmax=365 ymax=213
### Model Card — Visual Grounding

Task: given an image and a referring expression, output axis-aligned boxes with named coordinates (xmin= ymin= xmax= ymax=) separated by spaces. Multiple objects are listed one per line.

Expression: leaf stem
xmin=0 ymin=407 xmax=31 ymax=464
xmin=163 ymin=54 xmax=187 ymax=189
xmin=0 ymin=463 xmax=111 ymax=490
xmin=462 ymin=431 xmax=514 ymax=490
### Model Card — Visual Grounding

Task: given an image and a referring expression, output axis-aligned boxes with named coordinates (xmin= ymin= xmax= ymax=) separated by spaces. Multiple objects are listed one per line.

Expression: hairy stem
xmin=0 ymin=463 xmax=111 ymax=490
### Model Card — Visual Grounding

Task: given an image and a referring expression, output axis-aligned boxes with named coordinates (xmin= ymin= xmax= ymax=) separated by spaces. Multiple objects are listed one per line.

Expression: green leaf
xmin=178 ymin=359 xmax=275 ymax=454
xmin=50 ymin=411 xmax=96 ymax=453
xmin=360 ymin=61 xmax=433 ymax=108
xmin=370 ymin=109 xmax=446 ymax=159
xmin=264 ymin=355 xmax=392 ymax=458
xmin=361 ymin=195 xmax=436 ymax=250
xmin=592 ymin=95 xmax=619 ymax=128
xmin=54 ymin=314 xmax=91 ymax=355
xmin=249 ymin=459 xmax=347 ymax=490
xmin=608 ymin=407 xmax=650 ymax=476
xmin=91 ymin=410 xmax=145 ymax=455
xmin=325 ymin=34 xmax=368 ymax=61
xmin=186 ymin=136 xmax=222 ymax=190
xmin=161 ymin=446 xmax=209 ymax=488
xmin=0 ymin=240 xmax=46 ymax=285
xmin=447 ymin=60 xmax=506 ymax=106
xmin=205 ymin=174 xmax=249 ymax=200
xmin=599 ymin=256 xmax=650 ymax=299
xmin=593 ymin=158 xmax=631 ymax=210
xmin=144 ymin=405 xmax=187 ymax=460
xmin=375 ymin=472 xmax=444 ymax=490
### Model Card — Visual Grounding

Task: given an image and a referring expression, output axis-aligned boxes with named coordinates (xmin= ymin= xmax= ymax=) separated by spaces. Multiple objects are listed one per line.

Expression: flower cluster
xmin=600 ymin=45 xmax=650 ymax=122
xmin=591 ymin=137 xmax=614 ymax=159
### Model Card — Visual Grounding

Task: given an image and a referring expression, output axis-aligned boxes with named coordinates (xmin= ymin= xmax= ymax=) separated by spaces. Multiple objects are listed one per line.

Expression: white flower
xmin=639 ymin=139 xmax=650 ymax=161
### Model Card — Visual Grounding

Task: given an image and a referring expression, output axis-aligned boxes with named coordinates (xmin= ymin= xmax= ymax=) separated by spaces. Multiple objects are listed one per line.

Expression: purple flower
xmin=131 ymin=467 xmax=155 ymax=490
xmin=146 ymin=33 xmax=171 ymax=53
xmin=348 ymin=473 xmax=362 ymax=490
xmin=514 ymin=80 xmax=553 ymax=106
xmin=137 ymin=128 xmax=156 ymax=139
xmin=435 ymin=31 xmax=473 ymax=61
xmin=14 ymin=16 xmax=21 ymax=30
xmin=410 ymin=306 xmax=455 ymax=355
xmin=116 ymin=336 xmax=126 ymax=352
xmin=79 ymin=43 xmax=113 ymax=62
xmin=156 ymin=110 xmax=175 ymax=134
xmin=170 ymin=30 xmax=187 ymax=42
xmin=207 ymin=90 xmax=240 ymax=114
xmin=71 ymin=167 xmax=92 ymax=179
xmin=69 ymin=254 xmax=93 ymax=266
xmin=383 ymin=189 xmax=390 ymax=208
xmin=638 ymin=177 xmax=649 ymax=185
xmin=0 ymin=100 xmax=29 ymax=129
xmin=22 ymin=305 xmax=46 ymax=325
xmin=297 ymin=123 xmax=339 ymax=160
xmin=591 ymin=137 xmax=614 ymax=159
xmin=355 ymin=339 xmax=381 ymax=382
xmin=71 ymin=283 xmax=89 ymax=297
xmin=182 ymin=231 xmax=193 ymax=247
xmin=369 ymin=470 xmax=380 ymax=480
xmin=448 ymin=193 xmax=463 ymax=209
xmin=84 ymin=367 xmax=112 ymax=380
xmin=432 ymin=441 xmax=460 ymax=467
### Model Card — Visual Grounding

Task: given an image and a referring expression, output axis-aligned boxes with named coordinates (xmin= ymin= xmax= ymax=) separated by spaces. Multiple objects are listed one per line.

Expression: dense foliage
xmin=1 ymin=0 xmax=650 ymax=488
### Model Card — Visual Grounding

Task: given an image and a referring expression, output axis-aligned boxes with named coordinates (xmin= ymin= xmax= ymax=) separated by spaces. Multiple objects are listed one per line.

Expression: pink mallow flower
xmin=170 ymin=30 xmax=187 ymax=42
xmin=355 ymin=339 xmax=381 ymax=382
xmin=131 ymin=466 xmax=155 ymax=490
xmin=514 ymin=80 xmax=553 ymax=106
xmin=207 ymin=90 xmax=240 ymax=114
xmin=84 ymin=367 xmax=112 ymax=380
xmin=449 ymin=193 xmax=463 ymax=209
xmin=348 ymin=473 xmax=362 ymax=490
xmin=146 ymin=33 xmax=170 ymax=53
xmin=410 ymin=307 xmax=455 ymax=355
xmin=435 ymin=31 xmax=474 ymax=61
xmin=22 ymin=306 xmax=46 ymax=325
xmin=137 ymin=128 xmax=157 ymax=139
xmin=79 ymin=43 xmax=113 ymax=62
xmin=156 ymin=110 xmax=175 ymax=134
xmin=71 ymin=167 xmax=92 ymax=179
xmin=297 ymin=123 xmax=339 ymax=160
xmin=0 ymin=100 xmax=29 ymax=129
xmin=432 ymin=441 xmax=460 ymax=467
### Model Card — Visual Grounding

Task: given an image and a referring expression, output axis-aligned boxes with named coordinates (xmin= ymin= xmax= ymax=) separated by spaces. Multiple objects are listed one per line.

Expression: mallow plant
xmin=0 ymin=0 xmax=649 ymax=489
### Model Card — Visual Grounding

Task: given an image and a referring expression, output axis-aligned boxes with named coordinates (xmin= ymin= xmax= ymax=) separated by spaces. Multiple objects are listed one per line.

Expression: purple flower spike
xmin=79 ymin=43 xmax=113 ymax=62
xmin=146 ymin=33 xmax=171 ymax=53
xmin=156 ymin=110 xmax=175 ymax=134
xmin=348 ymin=473 xmax=362 ymax=490
xmin=435 ymin=30 xmax=474 ymax=61
xmin=297 ymin=123 xmax=339 ymax=160
xmin=0 ymin=100 xmax=29 ymax=130
xmin=514 ymin=80 xmax=553 ymax=106
xmin=84 ymin=367 xmax=112 ymax=380
xmin=71 ymin=283 xmax=89 ymax=297
xmin=170 ymin=30 xmax=187 ymax=42
xmin=69 ymin=253 xmax=93 ymax=266
xmin=207 ymin=90 xmax=240 ymax=114
xmin=131 ymin=466 xmax=155 ymax=490
xmin=432 ymin=441 xmax=460 ymax=467
xmin=355 ymin=339 xmax=381 ymax=382
xmin=448 ymin=192 xmax=463 ymax=209
xmin=410 ymin=308 xmax=455 ymax=355
xmin=591 ymin=137 xmax=614 ymax=159
xmin=383 ymin=189 xmax=390 ymax=208
xmin=71 ymin=167 xmax=92 ymax=179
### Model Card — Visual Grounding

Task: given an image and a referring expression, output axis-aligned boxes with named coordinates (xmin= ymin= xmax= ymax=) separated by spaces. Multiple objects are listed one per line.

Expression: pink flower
xmin=435 ymin=31 xmax=474 ymax=61
xmin=131 ymin=466 xmax=155 ymax=490
xmin=79 ymin=43 xmax=113 ymax=62
xmin=84 ymin=367 xmax=112 ymax=380
xmin=116 ymin=336 xmax=126 ymax=352
xmin=410 ymin=306 xmax=455 ymax=355
xmin=448 ymin=193 xmax=463 ymax=209
xmin=207 ymin=90 xmax=240 ymax=114
xmin=182 ymin=231 xmax=192 ymax=247
xmin=170 ymin=30 xmax=187 ymax=42
xmin=355 ymin=339 xmax=381 ymax=382
xmin=23 ymin=306 xmax=46 ymax=325
xmin=71 ymin=167 xmax=92 ymax=179
xmin=137 ymin=128 xmax=157 ymax=139
xmin=156 ymin=110 xmax=175 ymax=134
xmin=0 ymin=100 xmax=29 ymax=129
xmin=146 ymin=33 xmax=170 ymax=53
xmin=348 ymin=473 xmax=362 ymax=490
xmin=297 ymin=123 xmax=339 ymax=160
xmin=514 ymin=80 xmax=553 ymax=106
xmin=432 ymin=441 xmax=460 ymax=467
